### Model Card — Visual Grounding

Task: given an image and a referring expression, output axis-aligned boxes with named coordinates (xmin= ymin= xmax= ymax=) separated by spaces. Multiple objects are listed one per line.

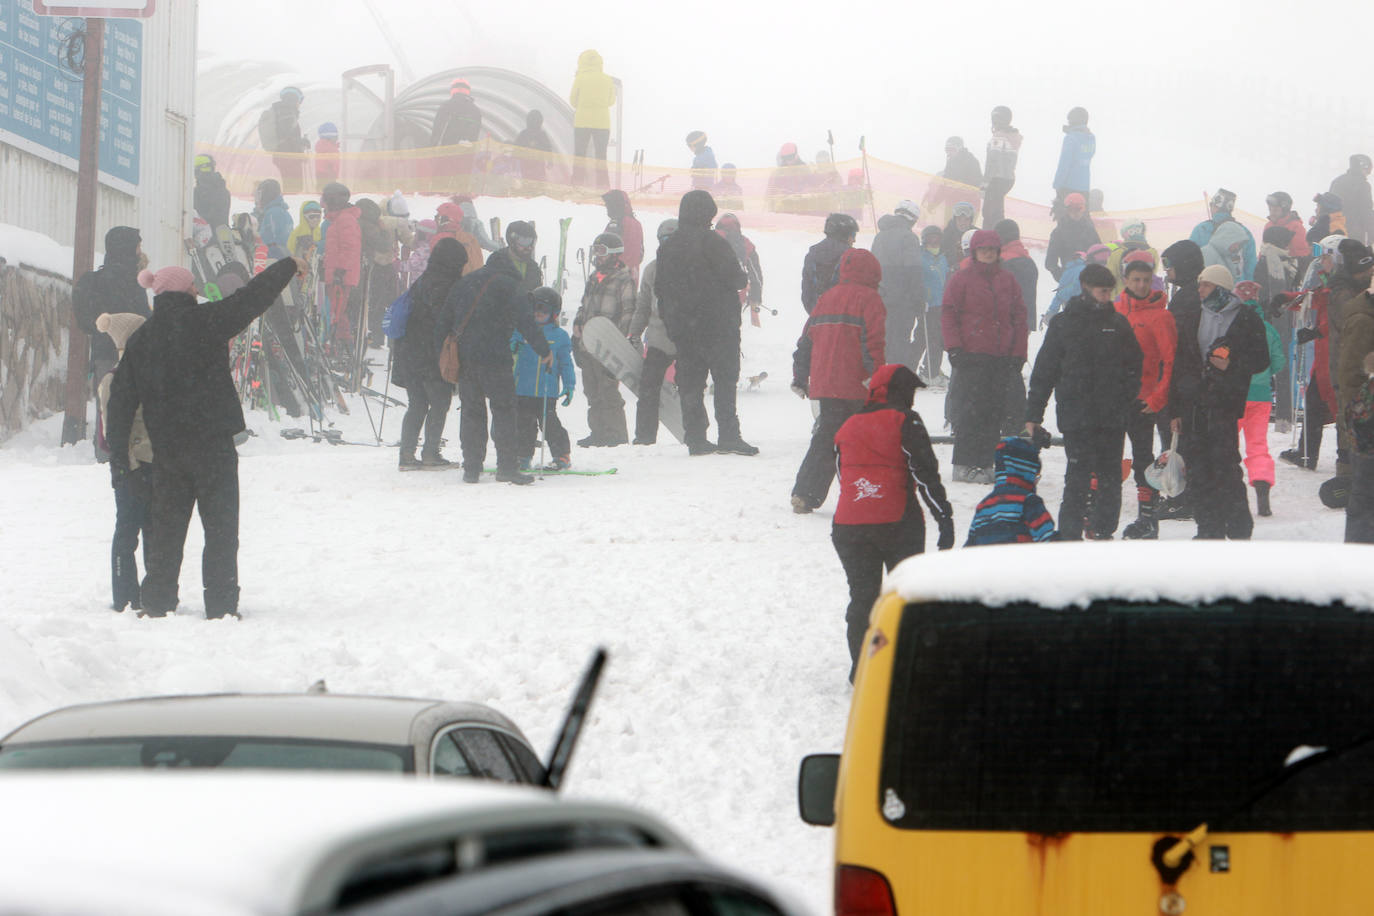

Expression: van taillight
xmin=836 ymin=865 xmax=896 ymax=916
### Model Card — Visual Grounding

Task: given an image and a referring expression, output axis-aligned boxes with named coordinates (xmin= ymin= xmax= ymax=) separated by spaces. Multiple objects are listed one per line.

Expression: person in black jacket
xmin=513 ymin=110 xmax=553 ymax=182
xmin=1168 ymin=263 xmax=1271 ymax=539
xmin=106 ymin=256 xmax=303 ymax=618
xmin=444 ymin=253 xmax=552 ymax=484
xmin=654 ymin=189 xmax=754 ymax=455
xmin=193 ymin=155 xmax=231 ymax=229
xmin=1025 ymin=263 xmax=1143 ymax=539
xmin=1156 ymin=239 xmax=1206 ymax=521
xmin=394 ymin=238 xmax=468 ymax=469
xmin=431 ymin=79 xmax=482 ymax=146
xmin=72 ymin=226 xmax=150 ymax=458
xmin=1045 ymin=193 xmax=1101 ymax=281
xmin=800 ymin=213 xmax=857 ymax=314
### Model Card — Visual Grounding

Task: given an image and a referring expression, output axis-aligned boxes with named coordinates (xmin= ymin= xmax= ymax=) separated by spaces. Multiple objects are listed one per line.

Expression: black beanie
xmin=1079 ymin=263 xmax=1115 ymax=290
xmin=993 ymin=219 xmax=1020 ymax=243
xmin=104 ymin=226 xmax=141 ymax=260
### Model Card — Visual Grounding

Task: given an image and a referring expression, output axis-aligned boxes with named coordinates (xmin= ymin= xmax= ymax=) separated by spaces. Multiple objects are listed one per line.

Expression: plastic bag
xmin=1145 ymin=429 xmax=1186 ymax=498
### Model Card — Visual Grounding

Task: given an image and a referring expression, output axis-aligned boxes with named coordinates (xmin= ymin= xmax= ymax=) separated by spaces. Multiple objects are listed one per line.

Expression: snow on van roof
xmin=890 ymin=541 xmax=1374 ymax=611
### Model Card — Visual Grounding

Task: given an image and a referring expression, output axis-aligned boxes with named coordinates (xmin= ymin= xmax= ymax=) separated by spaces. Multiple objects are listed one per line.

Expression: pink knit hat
xmin=137 ymin=266 xmax=196 ymax=296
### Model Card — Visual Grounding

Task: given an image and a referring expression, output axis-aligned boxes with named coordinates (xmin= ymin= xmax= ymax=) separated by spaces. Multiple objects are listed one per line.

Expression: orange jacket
xmin=1114 ymin=288 xmax=1177 ymax=413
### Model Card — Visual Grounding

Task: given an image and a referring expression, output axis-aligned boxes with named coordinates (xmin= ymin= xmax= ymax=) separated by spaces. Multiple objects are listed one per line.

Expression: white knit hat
xmin=1197 ymin=264 xmax=1235 ymax=291
xmin=95 ymin=312 xmax=147 ymax=354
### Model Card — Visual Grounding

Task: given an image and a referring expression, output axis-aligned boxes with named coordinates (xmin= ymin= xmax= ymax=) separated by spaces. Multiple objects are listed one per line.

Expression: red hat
xmin=1064 ymin=192 xmax=1087 ymax=212
xmin=450 ymin=79 xmax=471 ymax=97
xmin=968 ymin=228 xmax=1002 ymax=251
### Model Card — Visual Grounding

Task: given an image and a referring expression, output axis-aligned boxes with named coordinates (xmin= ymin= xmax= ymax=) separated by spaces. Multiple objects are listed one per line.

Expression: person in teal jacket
xmin=918 ymin=225 xmax=949 ymax=381
xmin=1053 ymin=107 xmax=1095 ymax=201
xmin=1190 ymin=189 xmax=1258 ymax=283
xmin=512 ymin=287 xmax=577 ymax=470
xmin=1234 ymin=280 xmax=1285 ymax=517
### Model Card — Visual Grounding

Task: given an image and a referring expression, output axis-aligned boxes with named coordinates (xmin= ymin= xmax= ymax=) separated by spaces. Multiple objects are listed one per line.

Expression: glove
xmin=1296 ymin=327 xmax=1321 ymax=345
xmin=1136 ymin=399 xmax=1150 ymax=414
xmin=110 ymin=464 xmax=130 ymax=489
xmin=947 ymin=348 xmax=965 ymax=368
xmin=628 ymin=335 xmax=642 ymax=350
xmin=562 ymin=390 xmax=574 ymax=407
xmin=790 ymin=383 xmax=808 ymax=400
xmin=937 ymin=517 xmax=955 ymax=551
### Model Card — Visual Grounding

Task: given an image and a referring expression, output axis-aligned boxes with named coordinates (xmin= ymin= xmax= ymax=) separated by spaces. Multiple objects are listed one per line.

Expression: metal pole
xmin=61 ymin=17 xmax=105 ymax=447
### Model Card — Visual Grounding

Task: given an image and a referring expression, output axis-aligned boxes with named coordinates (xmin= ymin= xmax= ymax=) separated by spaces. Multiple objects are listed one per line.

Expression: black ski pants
xmin=951 ymin=353 xmax=1013 ymax=469
xmin=832 ymin=516 xmax=925 ymax=679
xmin=400 ymin=376 xmax=453 ymax=458
xmin=112 ymin=464 xmax=152 ymax=612
xmin=367 ymin=263 xmax=396 ymax=346
xmin=142 ymin=437 xmax=240 ymax=618
xmin=885 ymin=305 xmax=920 ymax=371
xmin=458 ymin=359 xmax=519 ymax=472
xmin=1185 ymin=406 xmax=1252 ymax=540
xmin=792 ymin=398 xmax=862 ymax=508
xmin=635 ymin=346 xmax=674 ymax=443
xmin=982 ymin=177 xmax=1014 ymax=227
xmin=517 ymin=396 xmax=571 ymax=462
xmin=1346 ymin=454 xmax=1374 ymax=543
xmin=676 ymin=335 xmax=741 ymax=447
xmin=572 ymin=128 xmax=610 ymax=186
xmin=1297 ymin=372 xmax=1335 ymax=465
xmin=1059 ymin=427 xmax=1126 ymax=539
xmin=1127 ymin=411 xmax=1158 ymax=488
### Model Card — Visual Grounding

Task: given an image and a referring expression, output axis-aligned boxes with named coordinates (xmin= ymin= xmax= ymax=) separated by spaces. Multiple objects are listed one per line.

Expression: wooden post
xmin=60 ymin=17 xmax=105 ymax=447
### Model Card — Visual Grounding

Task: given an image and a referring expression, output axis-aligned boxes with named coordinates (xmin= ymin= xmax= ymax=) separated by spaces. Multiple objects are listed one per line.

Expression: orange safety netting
xmin=197 ymin=139 xmax=1263 ymax=247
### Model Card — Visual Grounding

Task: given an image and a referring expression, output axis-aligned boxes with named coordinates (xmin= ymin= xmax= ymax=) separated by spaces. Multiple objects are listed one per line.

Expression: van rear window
xmin=880 ymin=600 xmax=1374 ymax=833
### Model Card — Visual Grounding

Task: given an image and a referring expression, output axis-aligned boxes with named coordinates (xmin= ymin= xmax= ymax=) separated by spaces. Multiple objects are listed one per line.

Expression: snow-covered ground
xmin=0 ymin=197 xmax=1347 ymax=911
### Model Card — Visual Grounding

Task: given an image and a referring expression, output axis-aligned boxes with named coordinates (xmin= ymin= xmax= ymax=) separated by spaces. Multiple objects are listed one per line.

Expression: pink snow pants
xmin=1238 ymin=400 xmax=1275 ymax=486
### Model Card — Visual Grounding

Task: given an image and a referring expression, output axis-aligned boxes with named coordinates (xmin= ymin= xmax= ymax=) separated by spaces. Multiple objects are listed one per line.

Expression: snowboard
xmin=579 ymin=315 xmax=685 ymax=443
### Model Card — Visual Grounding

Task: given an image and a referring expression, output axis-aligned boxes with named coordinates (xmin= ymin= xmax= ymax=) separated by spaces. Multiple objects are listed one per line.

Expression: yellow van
xmin=799 ymin=541 xmax=1374 ymax=916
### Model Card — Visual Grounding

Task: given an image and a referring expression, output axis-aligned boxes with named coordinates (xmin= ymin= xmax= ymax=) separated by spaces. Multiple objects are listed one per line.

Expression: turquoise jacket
xmin=1246 ymin=303 xmax=1286 ymax=402
xmin=512 ymin=321 xmax=575 ymax=398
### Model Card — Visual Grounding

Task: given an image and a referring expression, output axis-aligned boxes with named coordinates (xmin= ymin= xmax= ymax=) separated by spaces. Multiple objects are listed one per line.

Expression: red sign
xmin=32 ymin=1 xmax=155 ymax=17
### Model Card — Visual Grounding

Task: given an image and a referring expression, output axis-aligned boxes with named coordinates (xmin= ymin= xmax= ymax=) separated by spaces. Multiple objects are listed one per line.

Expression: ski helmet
xmin=823 ymin=212 xmax=859 ymax=239
xmin=1210 ymin=188 xmax=1237 ymax=213
xmin=960 ymin=228 xmax=977 ymax=253
xmin=921 ymin=225 xmax=943 ymax=245
xmin=656 ymin=218 xmax=679 ymax=241
xmin=1066 ymin=106 xmax=1089 ymax=126
xmin=1315 ymin=191 xmax=1343 ymax=213
xmin=280 ymin=86 xmax=303 ymax=104
xmin=717 ymin=213 xmax=742 ymax=233
xmin=776 ymin=142 xmax=799 ymax=166
xmin=591 ymin=232 xmax=624 ymax=261
xmin=945 ymin=136 xmax=965 ymax=152
xmin=321 ymin=182 xmax=351 ymax=210
xmin=991 ymin=105 xmax=1013 ymax=127
xmin=1320 ymin=234 xmax=1348 ymax=256
xmin=953 ymin=200 xmax=977 ymax=220
xmin=450 ymin=79 xmax=471 ymax=97
xmin=894 ymin=200 xmax=920 ymax=225
xmin=317 ymin=122 xmax=339 ymax=140
xmin=1120 ymin=219 xmax=1147 ymax=242
xmin=686 ymin=130 xmax=707 ymax=150
xmin=531 ymin=286 xmax=562 ymax=317
xmin=1064 ymin=192 xmax=1087 ymax=213
xmin=1085 ymin=243 xmax=1113 ymax=264
xmin=1265 ymin=191 xmax=1292 ymax=211
xmin=193 ymin=153 xmax=215 ymax=172
xmin=1353 ymin=153 xmax=1372 ymax=172
xmin=506 ymin=220 xmax=537 ymax=255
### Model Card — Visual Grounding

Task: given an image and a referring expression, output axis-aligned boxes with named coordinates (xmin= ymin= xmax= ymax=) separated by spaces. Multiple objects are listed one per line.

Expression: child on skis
xmin=965 ymin=434 xmax=1056 ymax=545
xmin=832 ymin=364 xmax=954 ymax=682
xmin=513 ymin=286 xmax=576 ymax=471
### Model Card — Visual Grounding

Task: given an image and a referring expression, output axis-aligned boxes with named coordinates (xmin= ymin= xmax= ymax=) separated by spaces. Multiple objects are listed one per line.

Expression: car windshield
xmin=0 ymin=736 xmax=412 ymax=772
xmin=880 ymin=599 xmax=1374 ymax=834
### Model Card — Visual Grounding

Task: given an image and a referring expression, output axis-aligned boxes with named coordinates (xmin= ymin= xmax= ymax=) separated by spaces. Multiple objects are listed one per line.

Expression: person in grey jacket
xmin=629 ymin=219 xmax=680 ymax=444
xmin=454 ymin=196 xmax=501 ymax=253
xmin=870 ymin=203 xmax=926 ymax=371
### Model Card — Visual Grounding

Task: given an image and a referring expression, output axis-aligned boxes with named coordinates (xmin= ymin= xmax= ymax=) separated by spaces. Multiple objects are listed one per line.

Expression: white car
xmin=0 ymin=771 xmax=715 ymax=915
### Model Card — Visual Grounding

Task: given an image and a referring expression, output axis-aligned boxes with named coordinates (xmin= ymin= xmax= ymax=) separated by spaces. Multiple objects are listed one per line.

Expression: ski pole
xmin=859 ymin=136 xmax=879 ymax=231
xmin=535 ymin=359 xmax=547 ymax=478
xmin=378 ymin=347 xmax=393 ymax=441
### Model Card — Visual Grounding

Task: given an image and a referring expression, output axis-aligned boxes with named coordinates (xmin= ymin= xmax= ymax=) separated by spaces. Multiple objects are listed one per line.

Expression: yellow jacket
xmin=569 ymin=49 xmax=615 ymax=130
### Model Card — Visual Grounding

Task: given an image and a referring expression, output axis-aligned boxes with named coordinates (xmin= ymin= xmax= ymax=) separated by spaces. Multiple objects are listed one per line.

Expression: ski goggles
xmin=591 ymin=242 xmax=624 ymax=259
xmin=509 ymin=230 xmax=536 ymax=252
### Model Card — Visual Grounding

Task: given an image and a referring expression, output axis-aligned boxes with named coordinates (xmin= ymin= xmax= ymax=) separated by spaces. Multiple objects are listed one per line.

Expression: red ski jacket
xmin=941 ymin=258 xmax=1027 ymax=358
xmin=793 ymin=249 xmax=887 ymax=400
xmin=1114 ymin=288 xmax=1178 ymax=413
xmin=324 ymin=204 xmax=361 ymax=287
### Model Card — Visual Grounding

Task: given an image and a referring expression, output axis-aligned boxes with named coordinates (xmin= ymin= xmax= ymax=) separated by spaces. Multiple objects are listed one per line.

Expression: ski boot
xmin=517 ymin=456 xmax=532 ymax=472
xmin=717 ymin=437 xmax=760 ymax=456
xmin=1279 ymin=448 xmax=1317 ymax=470
xmin=791 ymin=495 xmax=818 ymax=514
xmin=544 ymin=455 xmax=572 ymax=471
xmin=399 ymin=451 xmax=420 ymax=471
xmin=462 ymin=465 xmax=480 ymax=484
xmin=1121 ymin=486 xmax=1159 ymax=539
xmin=420 ymin=453 xmax=455 ymax=470
xmin=495 ymin=467 xmax=535 ymax=486
xmin=687 ymin=439 xmax=717 ymax=456
xmin=1254 ymin=481 xmax=1272 ymax=517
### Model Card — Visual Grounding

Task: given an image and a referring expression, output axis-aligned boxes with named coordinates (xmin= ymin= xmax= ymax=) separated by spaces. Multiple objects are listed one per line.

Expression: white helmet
xmin=961 ymin=228 xmax=978 ymax=253
xmin=1320 ymin=234 xmax=1347 ymax=256
xmin=894 ymin=200 xmax=920 ymax=224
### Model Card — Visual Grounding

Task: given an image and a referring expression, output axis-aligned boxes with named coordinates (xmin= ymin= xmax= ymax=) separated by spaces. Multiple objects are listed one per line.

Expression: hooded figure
xmin=514 ymin=109 xmax=553 ymax=181
xmin=73 ymin=226 xmax=151 ymax=377
xmin=106 ymin=256 xmax=299 ymax=618
xmin=1190 ymin=189 xmax=1258 ymax=283
xmin=832 ymin=363 xmax=954 ymax=679
xmin=791 ymin=248 xmax=889 ymax=513
xmin=654 ymin=189 xmax=752 ymax=454
xmin=871 ymin=213 xmax=926 ymax=370
xmin=965 ymin=436 xmax=1056 ymax=545
xmin=1330 ymin=154 xmax=1373 ymax=244
xmin=569 ymin=49 xmax=616 ymax=184
xmin=254 ymin=179 xmax=294 ymax=259
xmin=602 ymin=190 xmax=644 ymax=284
xmin=395 ymin=238 xmax=468 ymax=468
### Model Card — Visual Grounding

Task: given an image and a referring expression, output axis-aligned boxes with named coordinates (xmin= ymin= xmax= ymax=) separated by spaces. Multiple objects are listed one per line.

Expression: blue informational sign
xmin=0 ymin=0 xmax=141 ymax=187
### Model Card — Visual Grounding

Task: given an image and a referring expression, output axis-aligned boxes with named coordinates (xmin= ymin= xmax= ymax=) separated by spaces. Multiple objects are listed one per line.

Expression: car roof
xmin=342 ymin=848 xmax=805 ymax=916
xmin=890 ymin=541 xmax=1374 ymax=611
xmin=0 ymin=772 xmax=688 ymax=916
xmin=0 ymin=693 xmax=522 ymax=747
